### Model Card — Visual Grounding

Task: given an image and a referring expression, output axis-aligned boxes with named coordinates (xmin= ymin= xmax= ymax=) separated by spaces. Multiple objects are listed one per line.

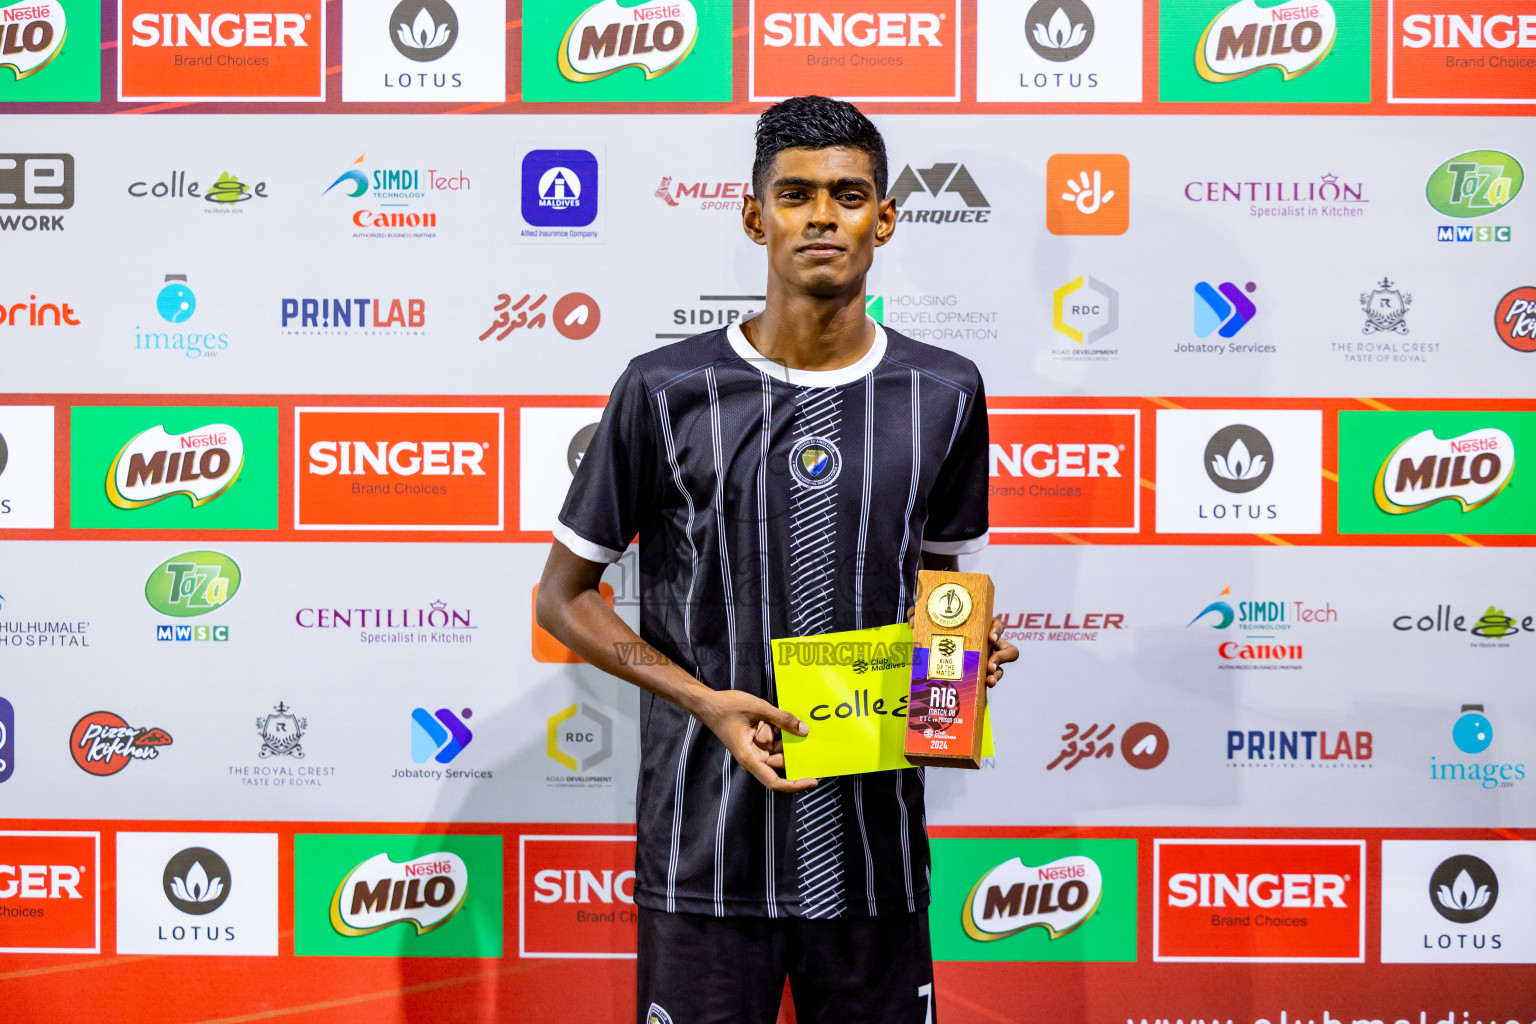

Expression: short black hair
xmin=752 ymin=95 xmax=888 ymax=200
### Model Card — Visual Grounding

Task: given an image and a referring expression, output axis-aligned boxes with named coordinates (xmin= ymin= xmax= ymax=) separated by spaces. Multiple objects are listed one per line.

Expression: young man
xmin=536 ymin=96 xmax=1017 ymax=1024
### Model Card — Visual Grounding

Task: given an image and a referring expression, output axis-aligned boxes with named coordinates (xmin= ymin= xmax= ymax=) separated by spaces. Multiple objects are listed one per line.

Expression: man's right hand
xmin=691 ymin=690 xmax=818 ymax=794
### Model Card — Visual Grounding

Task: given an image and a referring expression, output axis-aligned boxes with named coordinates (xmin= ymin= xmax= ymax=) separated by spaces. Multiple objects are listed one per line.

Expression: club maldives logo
xmin=329 ymin=850 xmax=469 ymax=936
xmin=70 ymin=711 xmax=173 ymax=775
xmin=1047 ymin=153 xmax=1128 ymax=235
xmin=0 ymin=2 xmax=66 ymax=81
xmin=145 ymin=551 xmax=241 ymax=617
xmin=963 ymin=854 xmax=1103 ymax=941
xmin=1373 ymin=426 xmax=1514 ymax=515
xmin=1427 ymin=151 xmax=1523 ymax=219
xmin=106 ymin=423 xmax=244 ymax=510
xmin=411 ymin=707 xmax=473 ymax=764
xmin=1196 ymin=0 xmax=1337 ymax=81
xmin=1496 ymin=286 xmax=1536 ymax=353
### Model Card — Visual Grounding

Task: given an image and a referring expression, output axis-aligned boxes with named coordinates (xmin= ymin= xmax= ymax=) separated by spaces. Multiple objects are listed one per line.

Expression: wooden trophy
xmin=905 ymin=569 xmax=994 ymax=769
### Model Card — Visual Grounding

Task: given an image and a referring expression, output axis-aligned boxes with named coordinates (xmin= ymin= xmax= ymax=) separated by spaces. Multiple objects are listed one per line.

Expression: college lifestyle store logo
xmin=1431 ymin=704 xmax=1525 ymax=790
xmin=520 ymin=836 xmax=638 ymax=957
xmin=119 ymin=1 xmax=326 ymax=101
xmin=126 ymin=169 xmax=269 ymax=211
xmin=1046 ymin=153 xmax=1128 ymax=235
xmin=481 ymin=291 xmax=601 ymax=341
xmin=1380 ymin=841 xmax=1533 ymax=965
xmin=1389 ymin=0 xmax=1536 ymax=102
xmin=69 ymin=711 xmax=173 ymax=775
xmin=524 ymin=0 xmax=729 ymax=101
xmin=987 ymin=409 xmax=1139 ymax=533
xmin=1046 ymin=721 xmax=1169 ymax=771
xmin=0 ymin=1 xmax=100 ymax=101
xmin=750 ymin=0 xmax=961 ymax=101
xmin=1429 ymin=150 xmax=1522 ymax=242
xmin=0 ymin=153 xmax=73 ymax=232
xmin=0 ymin=831 xmax=100 ymax=954
xmin=137 ymin=274 xmax=230 ymax=359
xmin=1158 ymin=0 xmax=1368 ymax=101
xmin=1226 ymin=727 xmax=1373 ymax=768
xmin=1496 ymin=285 xmax=1536 ymax=352
xmin=1393 ymin=602 xmax=1533 ymax=644
xmin=342 ymin=0 xmax=506 ymax=102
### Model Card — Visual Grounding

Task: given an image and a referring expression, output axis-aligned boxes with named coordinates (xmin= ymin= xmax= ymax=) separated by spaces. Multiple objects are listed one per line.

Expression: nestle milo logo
xmin=145 ymin=551 xmax=241 ymax=617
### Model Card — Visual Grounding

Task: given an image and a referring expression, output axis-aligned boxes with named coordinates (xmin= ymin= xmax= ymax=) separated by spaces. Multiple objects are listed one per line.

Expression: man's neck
xmin=738 ymin=283 xmax=874 ymax=373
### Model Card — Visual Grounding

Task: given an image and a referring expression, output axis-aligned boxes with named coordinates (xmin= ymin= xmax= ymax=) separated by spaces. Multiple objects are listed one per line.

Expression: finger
xmin=743 ymin=753 xmax=817 ymax=793
xmin=766 ymin=752 xmax=785 ymax=769
xmin=769 ymin=734 xmax=784 ymax=756
xmin=761 ymin=704 xmax=808 ymax=737
xmin=753 ymin=720 xmax=774 ymax=748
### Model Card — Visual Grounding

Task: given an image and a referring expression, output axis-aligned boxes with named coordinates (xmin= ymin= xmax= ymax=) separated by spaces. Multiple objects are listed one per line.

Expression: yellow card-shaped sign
xmin=772 ymin=622 xmax=994 ymax=781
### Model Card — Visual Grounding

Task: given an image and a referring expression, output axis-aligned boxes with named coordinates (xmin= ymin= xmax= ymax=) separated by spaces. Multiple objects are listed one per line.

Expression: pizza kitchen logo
xmin=329 ymin=851 xmax=469 ymax=937
xmin=1373 ymin=427 xmax=1514 ymax=515
xmin=963 ymin=854 xmax=1103 ymax=941
xmin=106 ymin=423 xmax=243 ymax=510
xmin=69 ymin=711 xmax=173 ymax=776
xmin=1196 ymin=0 xmax=1337 ymax=82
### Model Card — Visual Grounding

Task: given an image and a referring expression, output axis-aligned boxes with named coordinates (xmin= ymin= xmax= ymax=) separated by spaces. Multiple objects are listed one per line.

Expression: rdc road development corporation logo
xmin=115 ymin=833 xmax=279 ymax=955
xmin=1154 ymin=839 xmax=1365 ymax=962
xmin=518 ymin=148 xmax=604 ymax=243
xmin=69 ymin=711 xmax=173 ymax=776
xmin=295 ymin=834 xmax=502 ymax=957
xmin=0 ymin=831 xmax=100 ymax=954
xmin=137 ymin=274 xmax=230 ymax=359
xmin=1389 ymin=0 xmax=1536 ymax=103
xmin=146 ymin=550 xmax=240 ymax=643
xmin=750 ymin=0 xmax=961 ymax=102
xmin=988 ymin=409 xmax=1139 ymax=533
xmin=295 ymin=407 xmax=503 ymax=531
xmin=929 ymin=838 xmax=1136 ymax=962
xmin=480 ymin=290 xmax=601 ymax=341
xmin=547 ymin=702 xmax=614 ymax=787
xmin=1496 ymin=286 xmax=1536 ymax=352
xmin=119 ymin=1 xmax=325 ymax=101
xmin=1226 ymin=726 xmax=1372 ymax=769
xmin=0 ymin=153 xmax=73 ymax=233
xmin=1046 ymin=154 xmax=1129 ymax=235
xmin=1050 ymin=276 xmax=1120 ymax=361
xmin=523 ymin=0 xmax=729 ymax=102
xmin=1155 ymin=410 xmax=1322 ymax=534
xmin=0 ymin=1 xmax=101 ymax=102
xmin=976 ymin=0 xmax=1143 ymax=102
xmin=1381 ymin=841 xmax=1536 ymax=964
xmin=1429 ymin=150 xmax=1522 ymax=243
xmin=520 ymin=835 xmax=638 ymax=957
xmin=1046 ymin=721 xmax=1169 ymax=771
xmin=1430 ymin=704 xmax=1526 ymax=790
xmin=0 ymin=405 xmax=56 ymax=528
xmin=889 ymin=161 xmax=991 ymax=225
xmin=341 ymin=0 xmax=506 ymax=102
xmin=1158 ymin=0 xmax=1369 ymax=102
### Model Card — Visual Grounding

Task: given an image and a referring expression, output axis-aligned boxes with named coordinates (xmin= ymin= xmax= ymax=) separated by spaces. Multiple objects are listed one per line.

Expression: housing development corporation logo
xmin=1158 ymin=0 xmax=1368 ymax=101
xmin=987 ymin=409 xmax=1139 ymax=533
xmin=119 ymin=1 xmax=326 ymax=101
xmin=523 ymin=0 xmax=729 ymax=101
xmin=750 ymin=0 xmax=961 ymax=102
xmin=1389 ymin=0 xmax=1536 ymax=102
xmin=0 ymin=153 xmax=73 ymax=232
xmin=69 ymin=711 xmax=173 ymax=776
xmin=0 ymin=831 xmax=100 ymax=954
xmin=0 ymin=1 xmax=101 ymax=102
xmin=1046 ymin=153 xmax=1128 ymax=235
xmin=341 ymin=0 xmax=506 ymax=102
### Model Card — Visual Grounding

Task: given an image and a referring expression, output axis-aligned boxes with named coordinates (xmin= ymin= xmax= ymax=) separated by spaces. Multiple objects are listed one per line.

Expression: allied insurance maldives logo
xmin=118 ymin=1 xmax=326 ymax=102
xmin=295 ymin=407 xmax=504 ymax=531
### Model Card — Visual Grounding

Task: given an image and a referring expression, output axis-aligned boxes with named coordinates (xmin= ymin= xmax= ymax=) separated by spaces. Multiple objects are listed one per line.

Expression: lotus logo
xmin=163 ymin=847 xmax=231 ymax=916
xmin=330 ymin=851 xmax=469 ymax=936
xmin=1027 ymin=0 xmax=1093 ymax=61
xmin=106 ymin=423 xmax=244 ymax=510
xmin=1196 ymin=0 xmax=1337 ymax=83
xmin=559 ymin=0 xmax=700 ymax=82
xmin=1373 ymin=427 xmax=1514 ymax=515
xmin=1203 ymin=425 xmax=1274 ymax=493
xmin=1429 ymin=854 xmax=1498 ymax=924
xmin=963 ymin=854 xmax=1104 ymax=941
xmin=391 ymin=0 xmax=458 ymax=62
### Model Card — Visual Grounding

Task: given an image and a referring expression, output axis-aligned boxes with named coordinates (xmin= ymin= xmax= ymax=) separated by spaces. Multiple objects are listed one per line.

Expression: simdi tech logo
xmin=294 ymin=834 xmax=502 ymax=957
xmin=68 ymin=406 xmax=279 ymax=530
xmin=1158 ymin=0 xmax=1370 ymax=102
xmin=522 ymin=0 xmax=731 ymax=102
xmin=1337 ymin=410 xmax=1535 ymax=535
xmin=342 ymin=0 xmax=507 ymax=102
xmin=1153 ymin=839 xmax=1365 ymax=962
xmin=294 ymin=407 xmax=504 ymax=531
xmin=119 ymin=1 xmax=326 ymax=102
xmin=519 ymin=835 xmax=638 ymax=958
xmin=1389 ymin=0 xmax=1536 ymax=103
xmin=750 ymin=0 xmax=961 ymax=102
xmin=0 ymin=0 xmax=101 ymax=101
xmin=0 ymin=831 xmax=100 ymax=954
xmin=976 ymin=0 xmax=1144 ymax=102
xmin=986 ymin=409 xmax=1139 ymax=533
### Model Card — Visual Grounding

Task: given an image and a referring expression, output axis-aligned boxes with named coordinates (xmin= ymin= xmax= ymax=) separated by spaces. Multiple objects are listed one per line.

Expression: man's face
xmin=744 ymin=146 xmax=896 ymax=298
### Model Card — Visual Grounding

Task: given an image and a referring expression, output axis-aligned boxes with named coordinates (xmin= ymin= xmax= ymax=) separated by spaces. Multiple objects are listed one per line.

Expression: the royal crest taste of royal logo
xmin=907 ymin=570 xmax=994 ymax=769
xmin=1360 ymin=277 xmax=1411 ymax=335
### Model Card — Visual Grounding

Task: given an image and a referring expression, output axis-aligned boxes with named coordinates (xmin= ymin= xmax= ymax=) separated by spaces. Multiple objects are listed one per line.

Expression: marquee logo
xmin=329 ymin=851 xmax=468 ymax=936
xmin=890 ymin=161 xmax=991 ymax=224
xmin=0 ymin=1 xmax=65 ymax=80
xmin=145 ymin=551 xmax=241 ymax=618
xmin=0 ymin=831 xmax=99 ymax=953
xmin=988 ymin=409 xmax=1139 ymax=533
xmin=520 ymin=835 xmax=638 ymax=957
xmin=106 ymin=423 xmax=244 ymax=510
xmin=119 ymin=1 xmax=326 ymax=101
xmin=1046 ymin=154 xmax=1128 ymax=235
xmin=1373 ymin=427 xmax=1514 ymax=515
xmin=1389 ymin=0 xmax=1536 ymax=102
xmin=560 ymin=0 xmax=698 ymax=81
xmin=750 ymin=0 xmax=960 ymax=101
xmin=69 ymin=711 xmax=173 ymax=776
xmin=1496 ymin=286 xmax=1536 ymax=352
xmin=1196 ymin=0 xmax=1337 ymax=81
xmin=963 ymin=855 xmax=1103 ymax=941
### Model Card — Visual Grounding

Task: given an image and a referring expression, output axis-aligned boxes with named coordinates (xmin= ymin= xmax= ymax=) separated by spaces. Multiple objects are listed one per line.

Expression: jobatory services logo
xmin=1046 ymin=154 xmax=1129 ymax=235
xmin=1188 ymin=280 xmax=1266 ymax=351
xmin=294 ymin=407 xmax=503 ymax=531
xmin=0 ymin=153 xmax=73 ymax=232
xmin=1046 ymin=721 xmax=1169 ymax=771
xmin=481 ymin=290 xmax=601 ymax=341
xmin=137 ymin=274 xmax=230 ymax=359
xmin=409 ymin=706 xmax=474 ymax=767
xmin=115 ymin=832 xmax=279 ymax=955
xmin=523 ymin=0 xmax=730 ymax=101
xmin=1428 ymin=150 xmax=1521 ymax=242
xmin=1430 ymin=704 xmax=1525 ymax=790
xmin=519 ymin=835 xmax=638 ymax=958
xmin=69 ymin=711 xmax=173 ymax=775
xmin=1156 ymin=410 xmax=1323 ymax=534
xmin=987 ymin=409 xmax=1139 ymax=533
xmin=1381 ymin=841 xmax=1536 ymax=963
xmin=146 ymin=550 xmax=239 ymax=642
xmin=342 ymin=0 xmax=507 ymax=101
xmin=0 ymin=831 xmax=100 ymax=953
xmin=929 ymin=838 xmax=1136 ymax=962
xmin=750 ymin=0 xmax=961 ymax=101
xmin=0 ymin=406 xmax=55 ymax=528
xmin=0 ymin=1 xmax=100 ymax=101
xmin=1388 ymin=0 xmax=1536 ymax=102
xmin=977 ymin=0 xmax=1142 ymax=101
xmin=1159 ymin=0 xmax=1369 ymax=101
xmin=0 ymin=696 xmax=13 ymax=784
xmin=1226 ymin=727 xmax=1373 ymax=768
xmin=295 ymin=834 xmax=502 ymax=957
xmin=69 ymin=406 xmax=279 ymax=530
xmin=1496 ymin=285 xmax=1536 ymax=352
xmin=1337 ymin=411 xmax=1534 ymax=535
xmin=1050 ymin=276 xmax=1120 ymax=361
xmin=547 ymin=702 xmax=614 ymax=787
xmin=1154 ymin=839 xmax=1365 ymax=962
xmin=119 ymin=0 xmax=325 ymax=101
xmin=889 ymin=161 xmax=992 ymax=225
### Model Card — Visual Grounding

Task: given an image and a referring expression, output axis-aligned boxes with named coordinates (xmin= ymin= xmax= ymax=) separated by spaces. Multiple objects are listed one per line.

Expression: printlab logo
xmin=257 ymin=702 xmax=306 ymax=758
xmin=411 ymin=707 xmax=473 ymax=764
xmin=1047 ymin=721 xmax=1168 ymax=770
xmin=889 ymin=162 xmax=991 ymax=225
xmin=480 ymin=291 xmax=601 ymax=341
xmin=547 ymin=702 xmax=614 ymax=784
xmin=0 ymin=1 xmax=101 ymax=102
xmin=163 ymin=847 xmax=231 ymax=915
xmin=342 ymin=0 xmax=505 ymax=102
xmin=0 ymin=152 xmax=73 ymax=232
xmin=1226 ymin=728 xmax=1373 ymax=767
xmin=1430 ymin=855 xmax=1497 ymax=924
xmin=70 ymin=711 xmax=172 ymax=775
xmin=1046 ymin=154 xmax=1128 ymax=235
xmin=1204 ymin=424 xmax=1273 ymax=493
xmin=1429 ymin=150 xmax=1521 ymax=243
xmin=279 ymin=296 xmax=426 ymax=337
xmin=0 ymin=696 xmax=13 ymax=784
xmin=137 ymin=274 xmax=230 ymax=359
xmin=1495 ymin=286 xmax=1536 ymax=353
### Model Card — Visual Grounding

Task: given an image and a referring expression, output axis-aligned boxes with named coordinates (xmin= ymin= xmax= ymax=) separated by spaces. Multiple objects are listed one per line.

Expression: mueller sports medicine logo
xmin=561 ymin=0 xmax=699 ymax=81
xmin=988 ymin=410 xmax=1139 ymax=533
xmin=1389 ymin=1 xmax=1536 ymax=102
xmin=0 ymin=2 xmax=66 ymax=80
xmin=0 ymin=831 xmax=100 ymax=954
xmin=655 ymin=176 xmax=751 ymax=211
xmin=1196 ymin=0 xmax=1337 ymax=81
xmin=1373 ymin=427 xmax=1514 ymax=515
xmin=520 ymin=835 xmax=638 ymax=958
xmin=1154 ymin=839 xmax=1364 ymax=962
xmin=119 ymin=2 xmax=326 ymax=101
xmin=107 ymin=424 xmax=244 ymax=510
xmin=750 ymin=1 xmax=960 ymax=101
xmin=963 ymin=854 xmax=1103 ymax=941
xmin=0 ymin=153 xmax=73 ymax=231
xmin=329 ymin=851 xmax=469 ymax=936
xmin=295 ymin=407 xmax=503 ymax=531
xmin=69 ymin=711 xmax=173 ymax=776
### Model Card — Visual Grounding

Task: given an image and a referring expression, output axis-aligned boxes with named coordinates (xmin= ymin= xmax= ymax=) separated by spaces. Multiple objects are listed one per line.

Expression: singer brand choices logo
xmin=750 ymin=0 xmax=961 ymax=101
xmin=0 ymin=2 xmax=100 ymax=102
xmin=519 ymin=835 xmax=638 ymax=957
xmin=0 ymin=831 xmax=100 ymax=953
xmin=294 ymin=834 xmax=502 ymax=957
xmin=523 ymin=0 xmax=730 ymax=101
xmin=1389 ymin=0 xmax=1536 ymax=102
xmin=119 ymin=1 xmax=326 ymax=101
xmin=987 ymin=409 xmax=1139 ymax=533
xmin=1338 ymin=411 xmax=1535 ymax=535
xmin=1158 ymin=0 xmax=1369 ymax=102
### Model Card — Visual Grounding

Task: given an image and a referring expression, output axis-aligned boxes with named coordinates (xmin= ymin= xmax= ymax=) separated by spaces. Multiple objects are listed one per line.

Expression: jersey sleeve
xmin=922 ymin=376 xmax=990 ymax=556
xmin=554 ymin=362 xmax=657 ymax=564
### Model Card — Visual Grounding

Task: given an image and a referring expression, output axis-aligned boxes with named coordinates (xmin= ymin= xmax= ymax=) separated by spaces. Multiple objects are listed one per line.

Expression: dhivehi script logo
xmin=1196 ymin=0 xmax=1337 ymax=82
xmin=106 ymin=424 xmax=244 ymax=510
xmin=558 ymin=0 xmax=699 ymax=82
xmin=1373 ymin=428 xmax=1514 ymax=515
xmin=329 ymin=851 xmax=468 ymax=936
xmin=962 ymin=854 xmax=1104 ymax=941
xmin=0 ymin=1 xmax=68 ymax=80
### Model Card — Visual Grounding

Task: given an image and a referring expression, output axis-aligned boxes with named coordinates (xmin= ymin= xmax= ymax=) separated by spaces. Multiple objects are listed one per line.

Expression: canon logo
xmin=1167 ymin=872 xmax=1347 ymax=908
xmin=0 ymin=863 xmax=83 ymax=899
xmin=129 ymin=12 xmax=311 ymax=47
xmin=1401 ymin=14 xmax=1536 ymax=48
xmin=762 ymin=11 xmax=945 ymax=47
xmin=532 ymin=868 xmax=635 ymax=904
xmin=989 ymin=442 xmax=1122 ymax=478
xmin=307 ymin=440 xmax=487 ymax=477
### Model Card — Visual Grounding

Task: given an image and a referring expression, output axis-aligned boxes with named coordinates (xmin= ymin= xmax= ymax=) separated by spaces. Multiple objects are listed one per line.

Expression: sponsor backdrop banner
xmin=0 ymin=2 xmax=1532 ymax=1022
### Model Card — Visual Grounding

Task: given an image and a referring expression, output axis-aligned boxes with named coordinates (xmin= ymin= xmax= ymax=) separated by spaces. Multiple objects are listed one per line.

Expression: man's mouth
xmin=797 ymin=242 xmax=845 ymax=258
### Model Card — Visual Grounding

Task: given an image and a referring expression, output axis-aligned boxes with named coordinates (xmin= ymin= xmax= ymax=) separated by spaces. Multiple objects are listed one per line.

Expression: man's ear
xmin=874 ymin=195 xmax=897 ymax=248
xmin=742 ymin=193 xmax=767 ymax=246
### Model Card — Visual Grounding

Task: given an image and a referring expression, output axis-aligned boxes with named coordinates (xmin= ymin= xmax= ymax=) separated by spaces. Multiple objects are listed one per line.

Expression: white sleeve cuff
xmin=553 ymin=521 xmax=626 ymax=564
xmin=921 ymin=531 xmax=989 ymax=556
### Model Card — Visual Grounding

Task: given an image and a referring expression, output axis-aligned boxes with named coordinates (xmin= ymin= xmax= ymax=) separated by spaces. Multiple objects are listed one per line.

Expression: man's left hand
xmin=985 ymin=615 xmax=1018 ymax=688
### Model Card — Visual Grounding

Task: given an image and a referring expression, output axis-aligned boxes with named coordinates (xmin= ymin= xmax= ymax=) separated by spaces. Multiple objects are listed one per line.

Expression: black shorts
xmin=636 ymin=906 xmax=936 ymax=1024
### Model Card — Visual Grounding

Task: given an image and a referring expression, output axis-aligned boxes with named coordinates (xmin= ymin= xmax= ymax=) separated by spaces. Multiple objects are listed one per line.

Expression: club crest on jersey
xmin=646 ymin=1004 xmax=674 ymax=1024
xmin=789 ymin=435 xmax=841 ymax=489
